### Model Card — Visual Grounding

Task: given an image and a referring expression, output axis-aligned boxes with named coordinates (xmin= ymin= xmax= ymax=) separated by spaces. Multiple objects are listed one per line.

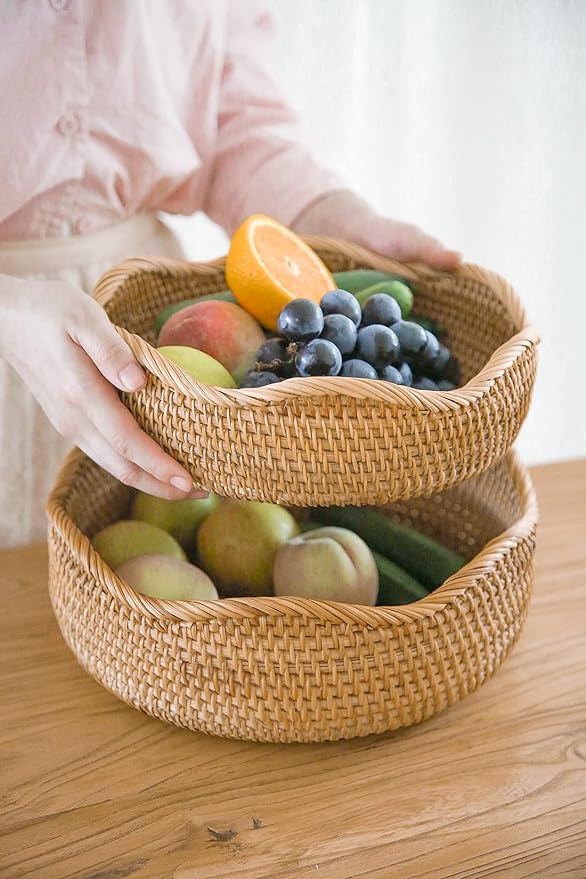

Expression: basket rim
xmin=46 ymin=448 xmax=538 ymax=627
xmin=93 ymin=236 xmax=540 ymax=411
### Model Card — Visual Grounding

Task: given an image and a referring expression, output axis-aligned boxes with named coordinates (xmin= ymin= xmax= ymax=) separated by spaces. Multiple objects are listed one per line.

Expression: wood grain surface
xmin=1 ymin=460 xmax=585 ymax=879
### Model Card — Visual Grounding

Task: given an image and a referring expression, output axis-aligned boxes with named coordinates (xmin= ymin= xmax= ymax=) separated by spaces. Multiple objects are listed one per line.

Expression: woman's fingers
xmin=68 ymin=300 xmax=147 ymax=392
xmin=64 ymin=340 xmax=208 ymax=498
xmin=292 ymin=191 xmax=462 ymax=271
xmin=75 ymin=429 xmax=199 ymax=500
xmin=365 ymin=218 xmax=462 ymax=271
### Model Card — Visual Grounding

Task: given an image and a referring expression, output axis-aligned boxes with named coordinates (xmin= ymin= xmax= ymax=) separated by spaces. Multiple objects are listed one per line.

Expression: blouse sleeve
xmin=203 ymin=1 xmax=345 ymax=234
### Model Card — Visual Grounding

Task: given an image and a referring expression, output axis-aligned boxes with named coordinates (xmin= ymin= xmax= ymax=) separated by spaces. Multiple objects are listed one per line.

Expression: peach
xmin=157 ymin=300 xmax=266 ymax=383
xmin=115 ymin=554 xmax=218 ymax=601
xmin=273 ymin=526 xmax=378 ymax=606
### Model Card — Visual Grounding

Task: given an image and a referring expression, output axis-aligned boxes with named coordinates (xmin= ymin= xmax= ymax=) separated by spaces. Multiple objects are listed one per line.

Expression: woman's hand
xmin=292 ymin=190 xmax=462 ymax=272
xmin=0 ymin=275 xmax=205 ymax=499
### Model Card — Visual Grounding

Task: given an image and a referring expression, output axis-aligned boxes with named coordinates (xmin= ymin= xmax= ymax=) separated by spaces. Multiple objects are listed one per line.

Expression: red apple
xmin=157 ymin=300 xmax=266 ymax=382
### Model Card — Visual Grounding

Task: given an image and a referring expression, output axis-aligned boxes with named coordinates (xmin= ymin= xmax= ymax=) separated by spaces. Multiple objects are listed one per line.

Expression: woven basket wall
xmin=47 ymin=449 xmax=537 ymax=744
xmin=93 ymin=237 xmax=538 ymax=508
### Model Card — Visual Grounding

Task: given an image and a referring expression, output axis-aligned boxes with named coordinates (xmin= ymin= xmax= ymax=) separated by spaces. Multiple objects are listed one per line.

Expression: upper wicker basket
xmin=93 ymin=236 xmax=539 ymax=507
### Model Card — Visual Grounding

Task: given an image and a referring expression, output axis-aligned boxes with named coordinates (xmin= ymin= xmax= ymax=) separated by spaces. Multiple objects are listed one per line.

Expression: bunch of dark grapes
xmin=239 ymin=289 xmax=460 ymax=390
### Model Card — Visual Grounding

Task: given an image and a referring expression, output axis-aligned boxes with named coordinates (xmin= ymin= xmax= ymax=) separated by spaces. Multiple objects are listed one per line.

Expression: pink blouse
xmin=0 ymin=0 xmax=342 ymax=242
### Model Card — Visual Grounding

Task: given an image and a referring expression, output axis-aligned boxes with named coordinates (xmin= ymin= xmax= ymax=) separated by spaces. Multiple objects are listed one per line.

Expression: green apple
xmin=130 ymin=491 xmax=219 ymax=551
xmin=158 ymin=345 xmax=236 ymax=388
xmin=197 ymin=500 xmax=299 ymax=596
xmin=91 ymin=520 xmax=186 ymax=570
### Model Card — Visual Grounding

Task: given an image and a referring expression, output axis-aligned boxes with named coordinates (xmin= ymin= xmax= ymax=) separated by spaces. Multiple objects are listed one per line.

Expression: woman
xmin=0 ymin=1 xmax=459 ymax=548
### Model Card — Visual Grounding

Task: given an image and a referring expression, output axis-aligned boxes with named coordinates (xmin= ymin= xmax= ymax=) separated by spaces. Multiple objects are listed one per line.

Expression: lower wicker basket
xmin=47 ymin=450 xmax=537 ymax=743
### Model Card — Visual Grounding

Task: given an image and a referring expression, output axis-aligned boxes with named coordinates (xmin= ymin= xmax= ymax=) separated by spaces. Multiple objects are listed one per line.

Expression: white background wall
xmin=168 ymin=0 xmax=586 ymax=466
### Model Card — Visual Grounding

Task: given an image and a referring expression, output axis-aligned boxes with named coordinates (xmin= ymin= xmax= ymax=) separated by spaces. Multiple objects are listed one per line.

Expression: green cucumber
xmin=333 ymin=270 xmax=406 ymax=295
xmin=312 ymin=507 xmax=466 ymax=590
xmin=354 ymin=280 xmax=413 ymax=318
xmin=154 ymin=290 xmax=236 ymax=336
xmin=373 ymin=551 xmax=428 ymax=605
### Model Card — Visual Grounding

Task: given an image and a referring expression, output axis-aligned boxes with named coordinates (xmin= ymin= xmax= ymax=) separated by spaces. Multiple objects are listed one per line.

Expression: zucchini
xmin=333 ymin=269 xmax=405 ymax=295
xmin=312 ymin=507 xmax=465 ymax=589
xmin=373 ymin=551 xmax=428 ymax=605
xmin=154 ymin=290 xmax=236 ymax=336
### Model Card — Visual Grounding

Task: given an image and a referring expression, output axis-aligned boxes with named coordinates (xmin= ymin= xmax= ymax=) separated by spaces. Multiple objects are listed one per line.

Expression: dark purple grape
xmin=361 ymin=294 xmax=401 ymax=328
xmin=398 ymin=362 xmax=413 ymax=386
xmin=320 ymin=289 xmax=362 ymax=327
xmin=443 ymin=353 xmax=462 ymax=384
xmin=320 ymin=314 xmax=358 ymax=355
xmin=279 ymin=358 xmax=297 ymax=379
xmin=415 ymin=330 xmax=441 ymax=369
xmin=412 ymin=376 xmax=439 ymax=391
xmin=276 ymin=299 xmax=324 ymax=342
xmin=379 ymin=365 xmax=404 ymax=384
xmin=254 ymin=337 xmax=294 ymax=377
xmin=356 ymin=324 xmax=400 ymax=369
xmin=256 ymin=337 xmax=289 ymax=364
xmin=437 ymin=379 xmax=456 ymax=390
xmin=426 ymin=342 xmax=451 ymax=378
xmin=339 ymin=359 xmax=378 ymax=379
xmin=239 ymin=371 xmax=281 ymax=388
xmin=295 ymin=339 xmax=342 ymax=377
xmin=393 ymin=320 xmax=428 ymax=358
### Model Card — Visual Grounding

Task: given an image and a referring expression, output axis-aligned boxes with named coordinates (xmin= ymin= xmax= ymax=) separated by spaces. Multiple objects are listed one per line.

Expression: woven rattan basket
xmin=47 ymin=448 xmax=537 ymax=743
xmin=93 ymin=237 xmax=538 ymax=508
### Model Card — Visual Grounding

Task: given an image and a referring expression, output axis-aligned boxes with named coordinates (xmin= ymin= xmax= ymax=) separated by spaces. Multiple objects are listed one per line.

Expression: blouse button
xmin=74 ymin=217 xmax=92 ymax=235
xmin=57 ymin=112 xmax=79 ymax=137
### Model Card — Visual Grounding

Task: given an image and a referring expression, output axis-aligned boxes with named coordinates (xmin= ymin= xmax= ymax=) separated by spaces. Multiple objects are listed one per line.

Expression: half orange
xmin=225 ymin=214 xmax=336 ymax=331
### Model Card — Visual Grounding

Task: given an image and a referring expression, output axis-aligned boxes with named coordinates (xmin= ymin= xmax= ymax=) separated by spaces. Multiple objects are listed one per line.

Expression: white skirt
xmin=0 ymin=213 xmax=186 ymax=548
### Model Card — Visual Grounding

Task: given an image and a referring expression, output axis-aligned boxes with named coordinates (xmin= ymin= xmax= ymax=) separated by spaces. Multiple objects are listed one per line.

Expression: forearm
xmin=204 ymin=137 xmax=345 ymax=236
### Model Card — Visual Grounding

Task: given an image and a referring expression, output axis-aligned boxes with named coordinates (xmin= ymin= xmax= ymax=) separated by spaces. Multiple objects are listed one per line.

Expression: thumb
xmin=71 ymin=302 xmax=147 ymax=393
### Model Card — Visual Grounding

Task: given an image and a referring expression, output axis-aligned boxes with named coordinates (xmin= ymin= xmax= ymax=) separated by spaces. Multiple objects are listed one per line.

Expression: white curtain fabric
xmin=168 ymin=0 xmax=586 ymax=466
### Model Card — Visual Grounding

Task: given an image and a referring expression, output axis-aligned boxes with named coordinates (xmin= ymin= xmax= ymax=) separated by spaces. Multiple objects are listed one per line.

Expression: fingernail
xmin=120 ymin=363 xmax=146 ymax=391
xmin=189 ymin=488 xmax=209 ymax=500
xmin=170 ymin=475 xmax=194 ymax=493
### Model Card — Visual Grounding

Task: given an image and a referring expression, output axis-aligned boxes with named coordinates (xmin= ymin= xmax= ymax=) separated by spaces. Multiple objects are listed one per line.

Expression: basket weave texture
xmin=93 ymin=237 xmax=539 ymax=507
xmin=47 ymin=449 xmax=537 ymax=743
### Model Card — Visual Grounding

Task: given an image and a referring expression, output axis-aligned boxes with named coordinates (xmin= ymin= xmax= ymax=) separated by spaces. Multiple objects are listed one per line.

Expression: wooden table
xmin=1 ymin=460 xmax=585 ymax=879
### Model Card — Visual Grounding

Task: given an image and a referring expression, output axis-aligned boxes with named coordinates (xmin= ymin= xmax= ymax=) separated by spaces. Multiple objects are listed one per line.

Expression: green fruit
xmin=333 ymin=270 xmax=405 ymax=295
xmin=130 ymin=491 xmax=219 ymax=550
xmin=312 ymin=507 xmax=465 ymax=589
xmin=157 ymin=345 xmax=236 ymax=388
xmin=115 ymin=553 xmax=218 ymax=601
xmin=92 ymin=520 xmax=187 ymax=570
xmin=197 ymin=500 xmax=299 ymax=596
xmin=154 ymin=290 xmax=236 ymax=336
xmin=373 ymin=552 xmax=428 ymax=605
xmin=355 ymin=280 xmax=413 ymax=318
